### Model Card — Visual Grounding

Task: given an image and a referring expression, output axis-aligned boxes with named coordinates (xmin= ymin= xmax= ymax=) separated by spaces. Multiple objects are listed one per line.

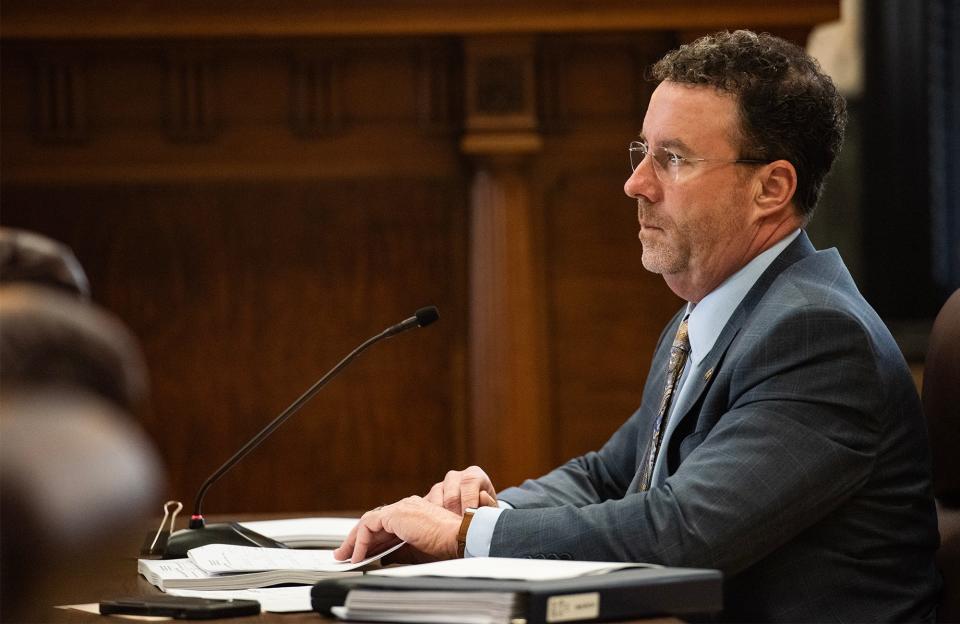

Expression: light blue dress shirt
xmin=465 ymin=230 xmax=802 ymax=558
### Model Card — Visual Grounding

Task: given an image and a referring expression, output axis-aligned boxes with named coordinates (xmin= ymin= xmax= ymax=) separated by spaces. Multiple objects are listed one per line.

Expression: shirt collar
xmin=684 ymin=230 xmax=801 ymax=364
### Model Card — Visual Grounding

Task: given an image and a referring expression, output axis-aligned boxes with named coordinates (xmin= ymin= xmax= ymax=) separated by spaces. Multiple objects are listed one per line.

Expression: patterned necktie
xmin=639 ymin=316 xmax=691 ymax=491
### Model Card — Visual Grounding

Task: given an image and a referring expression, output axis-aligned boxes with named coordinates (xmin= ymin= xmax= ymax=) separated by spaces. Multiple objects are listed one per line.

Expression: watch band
xmin=456 ymin=507 xmax=478 ymax=558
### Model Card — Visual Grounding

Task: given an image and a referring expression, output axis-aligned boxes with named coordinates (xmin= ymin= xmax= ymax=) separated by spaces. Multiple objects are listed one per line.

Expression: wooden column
xmin=462 ymin=37 xmax=551 ymax=488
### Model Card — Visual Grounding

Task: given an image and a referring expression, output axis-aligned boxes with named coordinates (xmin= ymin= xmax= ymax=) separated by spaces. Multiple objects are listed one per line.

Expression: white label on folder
xmin=546 ymin=591 xmax=600 ymax=622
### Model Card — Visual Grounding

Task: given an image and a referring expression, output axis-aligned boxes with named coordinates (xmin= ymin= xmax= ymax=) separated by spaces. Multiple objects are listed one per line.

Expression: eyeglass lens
xmin=629 ymin=141 xmax=678 ymax=182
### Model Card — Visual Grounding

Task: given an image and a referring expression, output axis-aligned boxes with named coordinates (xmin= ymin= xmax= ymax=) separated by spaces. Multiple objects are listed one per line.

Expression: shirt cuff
xmin=464 ymin=506 xmax=505 ymax=558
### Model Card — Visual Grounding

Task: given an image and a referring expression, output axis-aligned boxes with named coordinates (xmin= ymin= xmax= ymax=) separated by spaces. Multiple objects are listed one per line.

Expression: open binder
xmin=312 ymin=565 xmax=722 ymax=624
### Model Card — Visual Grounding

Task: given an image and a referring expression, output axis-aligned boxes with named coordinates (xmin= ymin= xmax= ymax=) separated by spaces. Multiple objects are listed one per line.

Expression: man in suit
xmin=335 ymin=30 xmax=941 ymax=621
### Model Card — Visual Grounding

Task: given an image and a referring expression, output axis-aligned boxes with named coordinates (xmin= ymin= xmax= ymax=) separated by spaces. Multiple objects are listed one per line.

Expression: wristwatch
xmin=456 ymin=507 xmax=478 ymax=558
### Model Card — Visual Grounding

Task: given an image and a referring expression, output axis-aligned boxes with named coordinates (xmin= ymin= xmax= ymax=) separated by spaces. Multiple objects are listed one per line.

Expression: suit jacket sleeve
xmin=496 ymin=413 xmax=643 ymax=508
xmin=496 ymin=315 xmax=680 ymax=509
xmin=490 ymin=304 xmax=889 ymax=575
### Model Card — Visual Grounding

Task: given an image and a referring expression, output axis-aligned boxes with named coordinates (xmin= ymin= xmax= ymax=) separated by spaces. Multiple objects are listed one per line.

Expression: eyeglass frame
xmin=628 ymin=140 xmax=771 ymax=182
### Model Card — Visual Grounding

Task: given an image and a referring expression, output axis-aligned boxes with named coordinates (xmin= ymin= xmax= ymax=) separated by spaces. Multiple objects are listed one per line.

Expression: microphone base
xmin=162 ymin=522 xmax=286 ymax=559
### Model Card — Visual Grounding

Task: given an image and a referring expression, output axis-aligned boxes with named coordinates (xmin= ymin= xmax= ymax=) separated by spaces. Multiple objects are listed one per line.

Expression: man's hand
xmin=424 ymin=465 xmax=499 ymax=514
xmin=333 ymin=496 xmax=462 ymax=564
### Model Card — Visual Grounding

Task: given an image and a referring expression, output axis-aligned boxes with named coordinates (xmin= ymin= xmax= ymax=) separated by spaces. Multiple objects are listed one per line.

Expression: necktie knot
xmin=673 ymin=317 xmax=690 ymax=352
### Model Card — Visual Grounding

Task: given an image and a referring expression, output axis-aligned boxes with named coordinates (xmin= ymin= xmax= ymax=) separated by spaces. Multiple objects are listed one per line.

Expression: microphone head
xmin=414 ymin=306 xmax=440 ymax=328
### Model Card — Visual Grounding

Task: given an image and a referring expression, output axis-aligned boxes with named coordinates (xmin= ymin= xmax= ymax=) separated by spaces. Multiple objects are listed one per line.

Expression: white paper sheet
xmin=369 ymin=557 xmax=655 ymax=581
xmin=188 ymin=542 xmax=403 ymax=573
xmin=238 ymin=517 xmax=358 ymax=546
xmin=140 ymin=558 xmax=210 ymax=581
xmin=166 ymin=586 xmax=313 ymax=613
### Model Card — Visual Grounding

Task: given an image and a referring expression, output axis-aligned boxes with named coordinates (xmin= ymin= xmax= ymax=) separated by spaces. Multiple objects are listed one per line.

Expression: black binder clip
xmin=140 ymin=500 xmax=183 ymax=558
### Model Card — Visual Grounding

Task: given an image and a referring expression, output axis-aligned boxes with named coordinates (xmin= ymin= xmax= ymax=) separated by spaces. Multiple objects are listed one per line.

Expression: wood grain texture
xmin=0 ymin=183 xmax=469 ymax=513
xmin=467 ymin=166 xmax=552 ymax=489
xmin=1 ymin=1 xmax=839 ymax=40
xmin=1 ymin=6 xmax=832 ymax=509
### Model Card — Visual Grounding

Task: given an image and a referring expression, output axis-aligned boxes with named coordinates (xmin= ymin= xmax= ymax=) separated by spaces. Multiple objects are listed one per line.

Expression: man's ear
xmin=753 ymin=159 xmax=798 ymax=216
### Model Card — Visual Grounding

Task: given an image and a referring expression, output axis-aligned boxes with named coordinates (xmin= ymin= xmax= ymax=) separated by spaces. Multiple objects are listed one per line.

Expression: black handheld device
xmin=99 ymin=596 xmax=260 ymax=619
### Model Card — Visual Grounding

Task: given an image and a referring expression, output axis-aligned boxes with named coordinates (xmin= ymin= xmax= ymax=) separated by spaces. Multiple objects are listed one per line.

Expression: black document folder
xmin=312 ymin=565 xmax=722 ymax=623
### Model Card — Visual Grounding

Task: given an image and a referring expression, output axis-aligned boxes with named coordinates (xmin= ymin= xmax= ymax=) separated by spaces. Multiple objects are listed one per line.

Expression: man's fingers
xmin=441 ymin=471 xmax=464 ymax=513
xmin=464 ymin=465 xmax=497 ymax=501
xmin=350 ymin=523 xmax=374 ymax=563
xmin=425 ymin=482 xmax=444 ymax=506
xmin=350 ymin=508 xmax=389 ymax=563
xmin=460 ymin=481 xmax=481 ymax=511
xmin=479 ymin=490 xmax=497 ymax=507
xmin=333 ymin=524 xmax=360 ymax=561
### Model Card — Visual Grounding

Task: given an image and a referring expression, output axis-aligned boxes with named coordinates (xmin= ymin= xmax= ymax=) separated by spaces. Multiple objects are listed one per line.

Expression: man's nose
xmin=624 ymin=156 xmax=660 ymax=202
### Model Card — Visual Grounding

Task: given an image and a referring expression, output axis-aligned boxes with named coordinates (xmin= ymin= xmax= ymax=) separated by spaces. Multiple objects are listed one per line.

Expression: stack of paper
xmin=337 ymin=590 xmax=521 ymax=624
xmin=138 ymin=558 xmax=357 ymax=591
xmin=138 ymin=542 xmax=401 ymax=592
xmin=238 ymin=517 xmax=358 ymax=549
xmin=319 ymin=558 xmax=676 ymax=624
xmin=369 ymin=557 xmax=652 ymax=580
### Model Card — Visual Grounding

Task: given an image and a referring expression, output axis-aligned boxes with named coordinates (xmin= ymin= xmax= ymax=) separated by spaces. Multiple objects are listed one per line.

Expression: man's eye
xmin=665 ymin=150 xmax=685 ymax=166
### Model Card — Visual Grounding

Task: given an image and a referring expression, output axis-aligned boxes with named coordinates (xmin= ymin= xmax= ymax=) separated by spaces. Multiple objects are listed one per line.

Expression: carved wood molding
xmin=464 ymin=37 xmax=537 ymax=133
xmin=416 ymin=40 xmax=462 ymax=135
xmin=537 ymin=37 xmax=568 ymax=133
xmin=165 ymin=50 xmax=220 ymax=142
xmin=1 ymin=1 xmax=840 ymax=40
xmin=290 ymin=51 xmax=342 ymax=138
xmin=32 ymin=55 xmax=87 ymax=143
xmin=468 ymin=167 xmax=552 ymax=485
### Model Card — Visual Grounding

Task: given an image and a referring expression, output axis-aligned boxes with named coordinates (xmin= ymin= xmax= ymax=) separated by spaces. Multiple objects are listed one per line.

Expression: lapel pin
xmin=704 ymin=368 xmax=714 ymax=382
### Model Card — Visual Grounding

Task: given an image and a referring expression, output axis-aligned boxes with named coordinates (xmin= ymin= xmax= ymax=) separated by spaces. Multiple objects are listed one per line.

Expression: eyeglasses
xmin=628 ymin=140 xmax=770 ymax=182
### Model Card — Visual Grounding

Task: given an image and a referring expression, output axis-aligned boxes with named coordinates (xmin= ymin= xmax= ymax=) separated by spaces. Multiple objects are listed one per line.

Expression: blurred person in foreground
xmin=336 ymin=30 xmax=941 ymax=622
xmin=0 ymin=227 xmax=90 ymax=298
xmin=0 ymin=237 xmax=163 ymax=621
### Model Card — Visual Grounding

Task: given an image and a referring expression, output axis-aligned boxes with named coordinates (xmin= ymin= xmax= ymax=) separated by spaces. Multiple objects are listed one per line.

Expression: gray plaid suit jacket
xmin=493 ymin=232 xmax=941 ymax=623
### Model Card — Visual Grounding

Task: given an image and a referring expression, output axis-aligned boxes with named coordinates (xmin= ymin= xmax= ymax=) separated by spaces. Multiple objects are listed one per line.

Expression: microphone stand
xmin=163 ymin=307 xmax=439 ymax=559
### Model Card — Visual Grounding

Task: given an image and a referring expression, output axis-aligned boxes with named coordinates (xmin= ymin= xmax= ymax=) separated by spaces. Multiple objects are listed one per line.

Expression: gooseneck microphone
xmin=163 ymin=306 xmax=440 ymax=559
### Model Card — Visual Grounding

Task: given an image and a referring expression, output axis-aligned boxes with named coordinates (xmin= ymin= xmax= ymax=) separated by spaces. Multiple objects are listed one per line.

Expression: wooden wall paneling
xmin=165 ymin=47 xmax=221 ymax=142
xmin=32 ymin=51 xmax=88 ymax=144
xmin=2 ymin=36 xmax=472 ymax=513
xmin=0 ymin=179 xmax=469 ymax=513
xmin=466 ymin=164 xmax=552 ymax=489
xmin=630 ymin=33 xmax=680 ymax=123
xmin=0 ymin=1 xmax=841 ymax=40
xmin=536 ymin=36 xmax=569 ymax=133
xmin=416 ymin=39 xmax=462 ymax=135
xmin=460 ymin=36 xmax=553 ymax=488
xmin=675 ymin=26 xmax=814 ymax=47
xmin=531 ymin=35 xmax=683 ymax=465
xmin=2 ymin=1 xmax=841 ymax=511
xmin=463 ymin=37 xmax=537 ymax=132
xmin=290 ymin=48 xmax=343 ymax=138
xmin=1 ymin=39 xmax=466 ymax=184
xmin=540 ymin=165 xmax=683 ymax=462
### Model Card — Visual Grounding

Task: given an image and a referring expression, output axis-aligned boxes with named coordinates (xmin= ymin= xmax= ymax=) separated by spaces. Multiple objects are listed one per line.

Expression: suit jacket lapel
xmin=650 ymin=319 xmax=742 ymax=486
xmin=652 ymin=231 xmax=818 ymax=484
